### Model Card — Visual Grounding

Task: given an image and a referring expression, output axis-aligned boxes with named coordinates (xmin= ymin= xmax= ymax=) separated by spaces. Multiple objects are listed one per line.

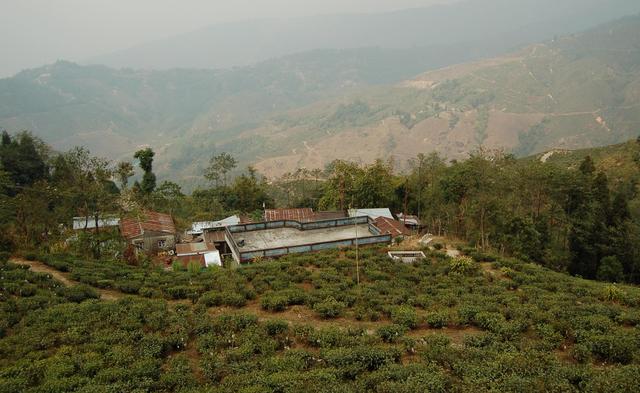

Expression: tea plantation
xmin=1 ymin=248 xmax=639 ymax=392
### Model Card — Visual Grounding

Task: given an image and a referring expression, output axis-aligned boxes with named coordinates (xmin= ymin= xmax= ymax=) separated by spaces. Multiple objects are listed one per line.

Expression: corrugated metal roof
xmin=374 ymin=216 xmax=411 ymax=237
xmin=188 ymin=215 xmax=241 ymax=234
xmin=396 ymin=213 xmax=421 ymax=226
xmin=176 ymin=242 xmax=216 ymax=256
xmin=348 ymin=208 xmax=394 ymax=220
xmin=265 ymin=208 xmax=315 ymax=222
xmin=120 ymin=211 xmax=176 ymax=239
xmin=313 ymin=211 xmax=347 ymax=220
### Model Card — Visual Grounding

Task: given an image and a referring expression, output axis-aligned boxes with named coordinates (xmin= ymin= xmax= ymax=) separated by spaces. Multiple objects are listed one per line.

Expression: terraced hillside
xmin=1 ymin=248 xmax=640 ymax=391
xmin=253 ymin=16 xmax=640 ymax=177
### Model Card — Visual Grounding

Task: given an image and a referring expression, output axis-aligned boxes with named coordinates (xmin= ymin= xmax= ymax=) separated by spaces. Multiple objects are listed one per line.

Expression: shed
xmin=120 ymin=211 xmax=176 ymax=254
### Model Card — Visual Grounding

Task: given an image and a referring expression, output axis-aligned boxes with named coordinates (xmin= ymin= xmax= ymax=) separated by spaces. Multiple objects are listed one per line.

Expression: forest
xmin=1 ymin=131 xmax=640 ymax=392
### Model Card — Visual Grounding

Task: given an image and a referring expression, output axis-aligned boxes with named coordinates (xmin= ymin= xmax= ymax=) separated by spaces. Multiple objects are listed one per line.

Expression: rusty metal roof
xmin=264 ymin=208 xmax=315 ymax=222
xmin=374 ymin=216 xmax=411 ymax=238
xmin=120 ymin=211 xmax=176 ymax=239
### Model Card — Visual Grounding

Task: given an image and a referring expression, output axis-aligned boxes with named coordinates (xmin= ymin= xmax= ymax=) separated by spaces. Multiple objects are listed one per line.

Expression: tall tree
xmin=115 ymin=161 xmax=135 ymax=190
xmin=205 ymin=152 xmax=237 ymax=187
xmin=133 ymin=148 xmax=156 ymax=195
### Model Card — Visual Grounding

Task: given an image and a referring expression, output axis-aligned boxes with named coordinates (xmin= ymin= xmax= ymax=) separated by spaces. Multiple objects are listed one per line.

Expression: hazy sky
xmin=0 ymin=0 xmax=458 ymax=78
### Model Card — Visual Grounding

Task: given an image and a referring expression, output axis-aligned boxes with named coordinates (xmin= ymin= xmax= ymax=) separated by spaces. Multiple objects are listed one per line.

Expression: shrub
xmin=187 ymin=261 xmax=202 ymax=274
xmin=589 ymin=333 xmax=637 ymax=364
xmin=199 ymin=291 xmax=247 ymax=308
xmin=571 ymin=343 xmax=592 ymax=363
xmin=171 ymin=261 xmax=184 ymax=272
xmin=601 ymin=285 xmax=625 ymax=302
xmin=377 ymin=325 xmax=408 ymax=343
xmin=261 ymin=292 xmax=290 ymax=312
xmin=425 ymin=311 xmax=448 ymax=329
xmin=390 ymin=306 xmax=419 ymax=329
xmin=448 ymin=256 xmax=477 ymax=276
xmin=264 ymin=320 xmax=289 ymax=336
xmin=596 ymin=256 xmax=624 ymax=283
xmin=61 ymin=285 xmax=100 ymax=303
xmin=313 ymin=297 xmax=345 ymax=319
xmin=115 ymin=280 xmax=141 ymax=294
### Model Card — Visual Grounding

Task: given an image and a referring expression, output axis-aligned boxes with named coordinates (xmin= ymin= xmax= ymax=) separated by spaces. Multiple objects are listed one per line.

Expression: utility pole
xmin=355 ymin=215 xmax=360 ymax=286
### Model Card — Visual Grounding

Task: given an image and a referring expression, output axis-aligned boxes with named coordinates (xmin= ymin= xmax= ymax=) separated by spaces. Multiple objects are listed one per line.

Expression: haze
xmin=0 ymin=0 xmax=457 ymax=77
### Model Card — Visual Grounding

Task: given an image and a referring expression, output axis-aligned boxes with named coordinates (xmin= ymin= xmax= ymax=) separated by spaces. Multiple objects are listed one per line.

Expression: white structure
xmin=187 ymin=215 xmax=241 ymax=235
xmin=72 ymin=216 xmax=120 ymax=231
xmin=387 ymin=251 xmax=426 ymax=263
xmin=348 ymin=208 xmax=394 ymax=220
xmin=204 ymin=250 xmax=222 ymax=267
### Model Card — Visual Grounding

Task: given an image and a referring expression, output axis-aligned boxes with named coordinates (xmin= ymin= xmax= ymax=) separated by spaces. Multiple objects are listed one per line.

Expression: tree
xmin=596 ymin=256 xmax=624 ymax=283
xmin=205 ymin=152 xmax=237 ymax=187
xmin=0 ymin=131 xmax=48 ymax=194
xmin=115 ymin=161 xmax=135 ymax=190
xmin=134 ymin=148 xmax=156 ymax=194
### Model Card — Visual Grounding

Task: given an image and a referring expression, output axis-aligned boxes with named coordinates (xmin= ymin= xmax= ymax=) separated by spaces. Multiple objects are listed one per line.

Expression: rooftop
xmin=264 ymin=208 xmax=315 ymax=222
xmin=234 ymin=223 xmax=372 ymax=252
xmin=120 ymin=211 xmax=176 ymax=239
xmin=348 ymin=208 xmax=394 ymax=220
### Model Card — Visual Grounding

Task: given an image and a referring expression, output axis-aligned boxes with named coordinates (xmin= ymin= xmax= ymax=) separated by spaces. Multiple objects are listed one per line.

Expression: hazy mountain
xmin=2 ymin=12 xmax=640 ymax=186
xmin=89 ymin=0 xmax=640 ymax=71
xmin=250 ymin=15 xmax=640 ymax=177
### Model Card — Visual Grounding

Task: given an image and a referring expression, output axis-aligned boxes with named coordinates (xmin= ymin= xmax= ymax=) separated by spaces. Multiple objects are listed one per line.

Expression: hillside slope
xmin=2 ymin=249 xmax=640 ymax=391
xmin=251 ymin=15 xmax=640 ymax=177
xmin=2 ymin=14 xmax=640 ymax=183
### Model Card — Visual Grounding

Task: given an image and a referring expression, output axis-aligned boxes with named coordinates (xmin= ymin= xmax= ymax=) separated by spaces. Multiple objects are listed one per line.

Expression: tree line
xmin=1 ymin=129 xmax=639 ymax=284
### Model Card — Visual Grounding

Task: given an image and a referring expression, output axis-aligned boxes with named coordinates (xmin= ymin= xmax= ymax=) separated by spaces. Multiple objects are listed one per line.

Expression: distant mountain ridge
xmin=1 ymin=10 xmax=640 ymax=186
xmin=88 ymin=0 xmax=640 ymax=71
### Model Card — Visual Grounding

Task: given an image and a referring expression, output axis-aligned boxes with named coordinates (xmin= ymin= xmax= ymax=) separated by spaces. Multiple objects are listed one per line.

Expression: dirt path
xmin=9 ymin=258 xmax=124 ymax=301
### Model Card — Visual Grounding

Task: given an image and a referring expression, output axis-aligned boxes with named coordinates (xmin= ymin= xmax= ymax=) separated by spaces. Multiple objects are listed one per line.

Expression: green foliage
xmin=313 ymin=297 xmax=346 ymax=319
xmin=596 ymin=256 xmax=624 ymax=282
xmin=390 ymin=306 xmax=418 ymax=329
xmin=448 ymin=256 xmax=477 ymax=276
xmin=376 ymin=324 xmax=408 ymax=343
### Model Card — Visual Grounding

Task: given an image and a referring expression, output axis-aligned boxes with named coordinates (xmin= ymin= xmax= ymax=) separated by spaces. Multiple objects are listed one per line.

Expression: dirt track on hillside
xmin=9 ymin=258 xmax=124 ymax=301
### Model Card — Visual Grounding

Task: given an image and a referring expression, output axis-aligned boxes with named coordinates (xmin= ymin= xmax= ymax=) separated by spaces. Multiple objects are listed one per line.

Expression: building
xmin=374 ymin=216 xmax=412 ymax=238
xmin=175 ymin=242 xmax=221 ymax=267
xmin=396 ymin=213 xmax=422 ymax=231
xmin=225 ymin=216 xmax=392 ymax=263
xmin=120 ymin=211 xmax=177 ymax=254
xmin=348 ymin=208 xmax=394 ymax=220
xmin=187 ymin=215 xmax=241 ymax=235
xmin=264 ymin=208 xmax=315 ymax=222
xmin=72 ymin=216 xmax=120 ymax=231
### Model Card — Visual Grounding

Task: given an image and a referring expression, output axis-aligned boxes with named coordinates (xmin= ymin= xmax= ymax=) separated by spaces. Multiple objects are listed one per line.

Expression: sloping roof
xmin=73 ymin=216 xmax=120 ymax=230
xmin=204 ymin=230 xmax=227 ymax=243
xmin=120 ymin=211 xmax=176 ymax=239
xmin=188 ymin=215 xmax=241 ymax=234
xmin=374 ymin=216 xmax=411 ymax=238
xmin=396 ymin=213 xmax=421 ymax=226
xmin=175 ymin=242 xmax=216 ymax=256
xmin=265 ymin=208 xmax=315 ymax=222
xmin=349 ymin=208 xmax=394 ymax=220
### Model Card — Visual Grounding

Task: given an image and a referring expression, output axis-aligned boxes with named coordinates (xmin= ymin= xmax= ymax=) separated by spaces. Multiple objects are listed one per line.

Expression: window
xmin=158 ymin=239 xmax=167 ymax=248
xmin=134 ymin=241 xmax=144 ymax=250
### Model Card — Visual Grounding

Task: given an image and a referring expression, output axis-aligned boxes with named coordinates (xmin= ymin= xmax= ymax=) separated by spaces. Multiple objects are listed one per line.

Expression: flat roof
xmin=233 ymin=223 xmax=372 ymax=252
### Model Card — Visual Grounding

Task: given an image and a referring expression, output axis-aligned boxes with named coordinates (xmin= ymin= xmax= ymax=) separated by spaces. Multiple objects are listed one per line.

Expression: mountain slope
xmin=89 ymin=0 xmax=640 ymax=71
xmin=249 ymin=15 xmax=640 ymax=177
xmin=2 ymin=13 xmax=640 ymax=184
